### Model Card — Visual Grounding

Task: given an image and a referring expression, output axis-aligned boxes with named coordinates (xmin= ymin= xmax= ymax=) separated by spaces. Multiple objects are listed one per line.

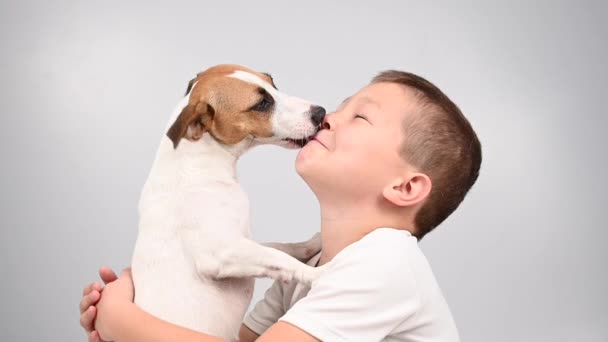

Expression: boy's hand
xmin=95 ymin=268 xmax=135 ymax=341
xmin=79 ymin=267 xmax=119 ymax=342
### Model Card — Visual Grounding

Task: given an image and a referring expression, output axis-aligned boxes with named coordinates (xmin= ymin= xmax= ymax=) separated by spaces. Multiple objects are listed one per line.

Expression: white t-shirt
xmin=243 ymin=228 xmax=460 ymax=342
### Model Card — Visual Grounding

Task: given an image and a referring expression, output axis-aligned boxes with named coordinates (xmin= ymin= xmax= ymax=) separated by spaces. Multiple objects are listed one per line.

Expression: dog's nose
xmin=310 ymin=106 xmax=326 ymax=126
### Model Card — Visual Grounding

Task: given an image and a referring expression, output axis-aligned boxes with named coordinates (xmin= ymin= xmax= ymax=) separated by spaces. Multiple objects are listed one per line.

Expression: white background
xmin=1 ymin=1 xmax=606 ymax=341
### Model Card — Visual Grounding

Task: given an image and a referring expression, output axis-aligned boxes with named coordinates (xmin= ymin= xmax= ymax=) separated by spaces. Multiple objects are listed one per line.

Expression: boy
xmin=79 ymin=70 xmax=481 ymax=341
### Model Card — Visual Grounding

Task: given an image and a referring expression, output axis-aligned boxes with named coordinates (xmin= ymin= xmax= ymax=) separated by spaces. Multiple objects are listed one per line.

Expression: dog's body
xmin=131 ymin=65 xmax=325 ymax=339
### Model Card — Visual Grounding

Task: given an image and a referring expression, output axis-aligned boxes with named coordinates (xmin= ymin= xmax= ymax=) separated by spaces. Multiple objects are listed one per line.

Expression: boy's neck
xmin=317 ymin=217 xmax=370 ymax=266
xmin=317 ymin=204 xmax=381 ymax=266
xmin=316 ymin=199 xmax=415 ymax=266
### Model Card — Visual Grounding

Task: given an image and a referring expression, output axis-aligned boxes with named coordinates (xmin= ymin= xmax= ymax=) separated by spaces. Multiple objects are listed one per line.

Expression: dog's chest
xmin=132 ymin=180 xmax=254 ymax=334
xmin=137 ymin=180 xmax=252 ymax=248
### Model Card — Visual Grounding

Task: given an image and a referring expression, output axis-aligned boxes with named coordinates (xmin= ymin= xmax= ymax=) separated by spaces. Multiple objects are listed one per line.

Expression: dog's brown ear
xmin=166 ymin=101 xmax=215 ymax=148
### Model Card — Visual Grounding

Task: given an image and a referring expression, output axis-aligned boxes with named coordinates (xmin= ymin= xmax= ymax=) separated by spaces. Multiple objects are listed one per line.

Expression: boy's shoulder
xmin=318 ymin=227 xmax=430 ymax=293
xmin=359 ymin=226 xmax=418 ymax=247
xmin=363 ymin=226 xmax=417 ymax=243
xmin=333 ymin=227 xmax=422 ymax=267
xmin=329 ymin=227 xmax=447 ymax=303
xmin=278 ymin=228 xmax=460 ymax=341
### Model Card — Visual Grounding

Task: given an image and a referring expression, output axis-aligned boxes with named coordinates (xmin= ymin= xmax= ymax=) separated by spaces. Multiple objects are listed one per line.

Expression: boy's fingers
xmin=99 ymin=266 xmax=118 ymax=284
xmin=80 ymin=306 xmax=96 ymax=332
xmin=80 ymin=290 xmax=100 ymax=313
xmin=82 ymin=282 xmax=101 ymax=296
xmin=82 ymin=283 xmax=92 ymax=296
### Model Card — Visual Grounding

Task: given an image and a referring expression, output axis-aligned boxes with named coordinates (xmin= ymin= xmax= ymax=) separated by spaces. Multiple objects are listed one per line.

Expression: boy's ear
xmin=382 ymin=173 xmax=432 ymax=208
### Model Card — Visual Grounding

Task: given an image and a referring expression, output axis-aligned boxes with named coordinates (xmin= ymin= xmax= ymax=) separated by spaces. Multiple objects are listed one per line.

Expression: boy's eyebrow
xmin=337 ymin=96 xmax=381 ymax=112
xmin=357 ymin=96 xmax=381 ymax=109
xmin=341 ymin=96 xmax=381 ymax=108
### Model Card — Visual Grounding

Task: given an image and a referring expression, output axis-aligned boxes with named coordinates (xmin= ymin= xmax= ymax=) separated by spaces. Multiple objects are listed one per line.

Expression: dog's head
xmin=166 ymin=64 xmax=325 ymax=149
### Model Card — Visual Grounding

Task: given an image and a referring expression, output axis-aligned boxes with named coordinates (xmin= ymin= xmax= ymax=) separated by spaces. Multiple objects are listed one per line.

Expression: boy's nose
xmin=322 ymin=113 xmax=336 ymax=130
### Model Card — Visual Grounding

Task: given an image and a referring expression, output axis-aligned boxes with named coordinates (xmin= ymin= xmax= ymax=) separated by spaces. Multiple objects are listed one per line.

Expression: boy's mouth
xmin=310 ymin=136 xmax=327 ymax=149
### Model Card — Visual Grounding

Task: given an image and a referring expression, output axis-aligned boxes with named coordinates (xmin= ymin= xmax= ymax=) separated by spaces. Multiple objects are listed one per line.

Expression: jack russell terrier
xmin=131 ymin=64 xmax=327 ymax=339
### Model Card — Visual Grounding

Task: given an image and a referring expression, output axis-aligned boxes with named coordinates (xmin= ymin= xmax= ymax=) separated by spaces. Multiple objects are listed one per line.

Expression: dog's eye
xmin=253 ymin=98 xmax=272 ymax=112
xmin=251 ymin=90 xmax=274 ymax=112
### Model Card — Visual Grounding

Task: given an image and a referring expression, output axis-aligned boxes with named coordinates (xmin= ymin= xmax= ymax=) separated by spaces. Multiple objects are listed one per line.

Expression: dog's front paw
xmin=212 ymin=248 xmax=264 ymax=280
xmin=295 ymin=263 xmax=329 ymax=286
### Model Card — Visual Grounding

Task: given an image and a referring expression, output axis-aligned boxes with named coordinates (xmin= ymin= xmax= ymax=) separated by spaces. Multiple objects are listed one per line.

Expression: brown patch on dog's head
xmin=166 ymin=64 xmax=280 ymax=148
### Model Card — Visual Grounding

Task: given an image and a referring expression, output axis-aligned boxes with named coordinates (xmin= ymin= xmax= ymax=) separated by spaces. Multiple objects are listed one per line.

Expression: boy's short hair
xmin=371 ymin=71 xmax=482 ymax=239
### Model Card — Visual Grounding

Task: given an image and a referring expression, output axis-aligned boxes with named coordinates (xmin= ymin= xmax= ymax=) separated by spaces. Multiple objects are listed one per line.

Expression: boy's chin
xmin=295 ymin=151 xmax=314 ymax=175
xmin=295 ymin=160 xmax=312 ymax=181
xmin=295 ymin=153 xmax=343 ymax=191
xmin=295 ymin=160 xmax=325 ymax=188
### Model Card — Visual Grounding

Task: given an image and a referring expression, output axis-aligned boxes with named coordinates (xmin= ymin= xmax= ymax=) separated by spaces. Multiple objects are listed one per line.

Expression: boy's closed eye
xmin=355 ymin=114 xmax=372 ymax=124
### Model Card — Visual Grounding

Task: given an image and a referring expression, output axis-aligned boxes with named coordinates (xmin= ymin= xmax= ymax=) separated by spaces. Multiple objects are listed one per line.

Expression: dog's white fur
xmin=131 ymin=67 xmax=324 ymax=339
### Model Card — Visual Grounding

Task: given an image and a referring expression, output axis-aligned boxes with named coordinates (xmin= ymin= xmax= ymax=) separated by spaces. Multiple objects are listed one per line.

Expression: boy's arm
xmin=241 ymin=276 xmax=287 ymax=336
xmin=258 ymin=322 xmax=320 ymax=342
xmin=113 ymin=302 xmax=226 ymax=342
xmin=238 ymin=324 xmax=259 ymax=342
xmin=111 ymin=302 xmax=316 ymax=342
xmin=94 ymin=268 xmax=316 ymax=342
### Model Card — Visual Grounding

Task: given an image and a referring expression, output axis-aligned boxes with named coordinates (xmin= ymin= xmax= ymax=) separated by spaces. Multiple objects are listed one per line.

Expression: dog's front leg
xmin=262 ymin=232 xmax=321 ymax=262
xmin=215 ymin=238 xmax=325 ymax=285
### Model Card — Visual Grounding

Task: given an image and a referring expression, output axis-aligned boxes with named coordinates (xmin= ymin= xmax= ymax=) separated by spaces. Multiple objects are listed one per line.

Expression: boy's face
xmin=296 ymin=82 xmax=417 ymax=200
